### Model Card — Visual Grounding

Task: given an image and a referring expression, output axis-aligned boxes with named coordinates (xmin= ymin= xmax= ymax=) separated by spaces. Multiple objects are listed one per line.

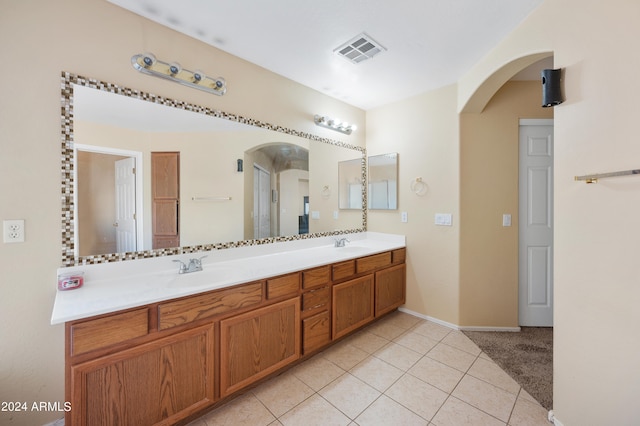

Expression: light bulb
xmin=214 ymin=77 xmax=226 ymax=89
xmin=168 ymin=62 xmax=181 ymax=75
xmin=192 ymin=70 xmax=206 ymax=83
xmin=142 ymin=52 xmax=156 ymax=68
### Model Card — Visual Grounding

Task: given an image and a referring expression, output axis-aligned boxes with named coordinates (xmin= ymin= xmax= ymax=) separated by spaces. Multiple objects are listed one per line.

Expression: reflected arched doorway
xmin=244 ymin=143 xmax=309 ymax=240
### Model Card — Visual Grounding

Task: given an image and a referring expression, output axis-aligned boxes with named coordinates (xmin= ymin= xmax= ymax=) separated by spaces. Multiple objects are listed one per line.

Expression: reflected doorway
xmin=74 ymin=144 xmax=143 ymax=256
xmin=253 ymin=165 xmax=271 ymax=239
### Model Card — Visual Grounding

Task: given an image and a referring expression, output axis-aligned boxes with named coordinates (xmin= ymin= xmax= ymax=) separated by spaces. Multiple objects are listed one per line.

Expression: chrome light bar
xmin=314 ymin=114 xmax=356 ymax=135
xmin=131 ymin=53 xmax=226 ymax=96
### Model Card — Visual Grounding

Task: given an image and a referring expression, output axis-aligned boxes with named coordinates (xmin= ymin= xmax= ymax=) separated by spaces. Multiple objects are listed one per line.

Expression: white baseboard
xmin=459 ymin=325 xmax=521 ymax=332
xmin=398 ymin=307 xmax=521 ymax=332
xmin=548 ymin=410 xmax=564 ymax=425
xmin=398 ymin=308 xmax=460 ymax=330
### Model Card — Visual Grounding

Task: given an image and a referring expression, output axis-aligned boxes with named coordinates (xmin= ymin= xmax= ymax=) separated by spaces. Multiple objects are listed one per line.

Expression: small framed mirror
xmin=368 ymin=153 xmax=398 ymax=210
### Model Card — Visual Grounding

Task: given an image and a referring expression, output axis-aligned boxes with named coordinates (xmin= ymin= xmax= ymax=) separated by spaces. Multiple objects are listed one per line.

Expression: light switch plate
xmin=401 ymin=212 xmax=408 ymax=223
xmin=435 ymin=213 xmax=452 ymax=226
xmin=311 ymin=211 xmax=320 ymax=220
xmin=502 ymin=214 xmax=512 ymax=227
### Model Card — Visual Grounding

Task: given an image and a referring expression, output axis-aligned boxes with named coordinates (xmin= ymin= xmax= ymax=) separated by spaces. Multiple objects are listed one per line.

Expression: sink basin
xmin=165 ymin=266 xmax=236 ymax=288
xmin=335 ymin=245 xmax=371 ymax=254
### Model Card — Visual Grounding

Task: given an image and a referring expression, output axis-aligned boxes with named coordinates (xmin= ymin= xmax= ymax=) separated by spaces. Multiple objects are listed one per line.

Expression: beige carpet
xmin=463 ymin=327 xmax=553 ymax=411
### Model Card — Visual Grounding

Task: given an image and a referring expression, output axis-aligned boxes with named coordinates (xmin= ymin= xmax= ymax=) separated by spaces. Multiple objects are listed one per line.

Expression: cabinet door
xmin=152 ymin=152 xmax=180 ymax=249
xmin=302 ymin=310 xmax=331 ymax=354
xmin=70 ymin=324 xmax=214 ymax=426
xmin=220 ymin=298 xmax=300 ymax=397
xmin=332 ymin=275 xmax=374 ymax=340
xmin=375 ymin=264 xmax=406 ymax=317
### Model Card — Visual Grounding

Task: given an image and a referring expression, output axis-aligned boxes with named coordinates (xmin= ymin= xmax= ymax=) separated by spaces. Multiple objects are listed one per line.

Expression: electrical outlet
xmin=3 ymin=219 xmax=25 ymax=243
xmin=401 ymin=212 xmax=408 ymax=223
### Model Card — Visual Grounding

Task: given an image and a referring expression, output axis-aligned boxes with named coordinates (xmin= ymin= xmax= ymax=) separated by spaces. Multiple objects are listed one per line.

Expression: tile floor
xmin=188 ymin=311 xmax=550 ymax=426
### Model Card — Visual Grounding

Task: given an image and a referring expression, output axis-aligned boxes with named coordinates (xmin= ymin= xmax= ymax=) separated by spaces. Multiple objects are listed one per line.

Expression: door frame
xmin=74 ymin=144 xmax=144 ymax=254
xmin=518 ymin=118 xmax=554 ymax=326
xmin=253 ymin=163 xmax=271 ymax=239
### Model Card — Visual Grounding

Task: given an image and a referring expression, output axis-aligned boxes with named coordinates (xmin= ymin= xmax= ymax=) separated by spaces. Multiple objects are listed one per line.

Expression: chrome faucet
xmin=173 ymin=256 xmax=207 ymax=274
xmin=334 ymin=237 xmax=350 ymax=248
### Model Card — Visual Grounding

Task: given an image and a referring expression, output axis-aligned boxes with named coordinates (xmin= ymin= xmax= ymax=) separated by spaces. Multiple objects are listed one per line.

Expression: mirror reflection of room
xmin=367 ymin=153 xmax=398 ymax=210
xmin=338 ymin=158 xmax=363 ymax=210
xmin=71 ymin=82 xmax=364 ymax=257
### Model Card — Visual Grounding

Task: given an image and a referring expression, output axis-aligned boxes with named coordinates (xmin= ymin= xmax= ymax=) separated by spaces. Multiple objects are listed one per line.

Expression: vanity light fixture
xmin=314 ymin=115 xmax=357 ymax=135
xmin=131 ymin=53 xmax=226 ymax=96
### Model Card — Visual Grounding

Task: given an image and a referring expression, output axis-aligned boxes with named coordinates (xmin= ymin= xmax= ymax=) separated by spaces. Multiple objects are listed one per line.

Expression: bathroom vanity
xmin=53 ymin=233 xmax=405 ymax=425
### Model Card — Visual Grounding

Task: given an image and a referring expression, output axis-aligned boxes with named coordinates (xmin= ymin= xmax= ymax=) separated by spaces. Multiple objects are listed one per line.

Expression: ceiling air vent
xmin=334 ymin=33 xmax=386 ymax=64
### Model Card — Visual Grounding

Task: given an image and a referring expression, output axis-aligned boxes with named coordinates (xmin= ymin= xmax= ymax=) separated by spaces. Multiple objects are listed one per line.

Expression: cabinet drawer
xmin=302 ymin=286 xmax=330 ymax=311
xmin=302 ymin=265 xmax=331 ymax=289
xmin=70 ymin=308 xmax=149 ymax=356
xmin=302 ymin=310 xmax=331 ymax=354
xmin=392 ymin=248 xmax=406 ymax=264
xmin=158 ymin=282 xmax=263 ymax=330
xmin=266 ymin=273 xmax=300 ymax=299
xmin=356 ymin=252 xmax=392 ymax=274
xmin=332 ymin=259 xmax=355 ymax=281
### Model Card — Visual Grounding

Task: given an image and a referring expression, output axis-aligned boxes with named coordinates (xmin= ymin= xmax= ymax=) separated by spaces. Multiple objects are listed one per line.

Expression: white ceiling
xmin=107 ymin=0 xmax=544 ymax=110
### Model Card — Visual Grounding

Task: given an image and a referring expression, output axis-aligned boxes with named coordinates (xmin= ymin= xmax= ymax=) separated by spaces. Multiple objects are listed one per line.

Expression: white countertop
xmin=51 ymin=232 xmax=405 ymax=324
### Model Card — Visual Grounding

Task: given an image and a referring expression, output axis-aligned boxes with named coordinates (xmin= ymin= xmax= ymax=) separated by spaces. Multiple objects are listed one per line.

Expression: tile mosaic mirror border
xmin=60 ymin=71 xmax=367 ymax=266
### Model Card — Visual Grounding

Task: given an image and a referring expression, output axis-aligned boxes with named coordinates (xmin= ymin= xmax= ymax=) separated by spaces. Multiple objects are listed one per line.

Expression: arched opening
xmin=458 ymin=54 xmax=555 ymax=327
xmin=460 ymin=52 xmax=554 ymax=113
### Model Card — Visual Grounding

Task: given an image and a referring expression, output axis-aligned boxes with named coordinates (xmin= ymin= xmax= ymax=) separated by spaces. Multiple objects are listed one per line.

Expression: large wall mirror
xmin=61 ymin=72 xmax=366 ymax=266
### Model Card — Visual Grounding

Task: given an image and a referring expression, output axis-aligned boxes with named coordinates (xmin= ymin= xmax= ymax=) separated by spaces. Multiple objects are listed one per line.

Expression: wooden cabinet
xmin=219 ymin=298 xmax=300 ymax=397
xmin=332 ymin=274 xmax=374 ymax=340
xmin=65 ymin=246 xmax=405 ymax=424
xmin=70 ymin=324 xmax=214 ymax=426
xmin=375 ymin=264 xmax=406 ymax=317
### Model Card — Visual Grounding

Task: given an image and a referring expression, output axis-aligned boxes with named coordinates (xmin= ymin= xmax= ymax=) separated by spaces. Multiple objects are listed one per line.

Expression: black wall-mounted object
xmin=541 ymin=68 xmax=564 ymax=107
xmin=237 ymin=159 xmax=243 ymax=172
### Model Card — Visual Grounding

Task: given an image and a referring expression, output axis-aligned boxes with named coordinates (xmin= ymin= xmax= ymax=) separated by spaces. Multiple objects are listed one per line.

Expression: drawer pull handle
xmin=306 ymin=303 xmax=325 ymax=311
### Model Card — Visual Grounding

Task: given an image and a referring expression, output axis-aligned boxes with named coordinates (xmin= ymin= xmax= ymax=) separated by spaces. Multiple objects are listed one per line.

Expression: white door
xmin=253 ymin=165 xmax=271 ymax=239
xmin=115 ymin=157 xmax=137 ymax=252
xmin=519 ymin=120 xmax=554 ymax=326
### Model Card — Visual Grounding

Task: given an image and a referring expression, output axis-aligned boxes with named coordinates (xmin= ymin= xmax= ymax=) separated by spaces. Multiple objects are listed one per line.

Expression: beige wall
xmin=0 ymin=1 xmax=364 ymax=424
xmin=459 ymin=1 xmax=640 ymax=423
xmin=459 ymin=81 xmax=553 ymax=327
xmin=367 ymin=84 xmax=460 ymax=325
xmin=369 ymin=0 xmax=640 ymax=422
